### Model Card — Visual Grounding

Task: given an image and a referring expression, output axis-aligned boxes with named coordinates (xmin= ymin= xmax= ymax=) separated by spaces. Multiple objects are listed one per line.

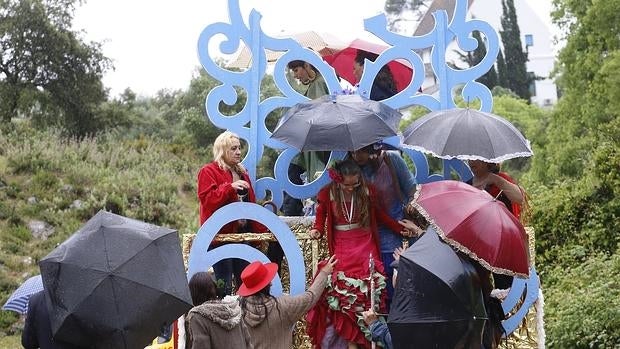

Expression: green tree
xmin=520 ymin=0 xmax=620 ymax=346
xmin=496 ymin=49 xmax=508 ymax=88
xmin=0 ymin=0 xmax=111 ymax=135
xmin=499 ymin=0 xmax=530 ymax=100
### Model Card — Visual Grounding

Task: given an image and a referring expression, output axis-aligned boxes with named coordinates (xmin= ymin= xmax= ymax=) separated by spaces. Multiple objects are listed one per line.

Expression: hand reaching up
xmin=320 ymin=255 xmax=338 ymax=274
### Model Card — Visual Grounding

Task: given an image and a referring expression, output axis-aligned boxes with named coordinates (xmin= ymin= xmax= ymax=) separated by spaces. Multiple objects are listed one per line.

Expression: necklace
xmin=339 ymin=189 xmax=355 ymax=224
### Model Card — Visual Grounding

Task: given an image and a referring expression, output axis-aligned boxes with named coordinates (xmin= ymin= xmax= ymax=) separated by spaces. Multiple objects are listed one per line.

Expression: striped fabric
xmin=2 ymin=275 xmax=43 ymax=314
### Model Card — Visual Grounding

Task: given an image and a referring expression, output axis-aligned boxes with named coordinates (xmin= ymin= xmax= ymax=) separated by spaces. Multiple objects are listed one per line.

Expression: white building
xmin=414 ymin=0 xmax=558 ymax=107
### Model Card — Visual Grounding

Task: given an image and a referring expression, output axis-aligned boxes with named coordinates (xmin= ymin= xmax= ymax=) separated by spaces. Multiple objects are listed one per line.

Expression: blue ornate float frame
xmin=187 ymin=0 xmax=539 ymax=336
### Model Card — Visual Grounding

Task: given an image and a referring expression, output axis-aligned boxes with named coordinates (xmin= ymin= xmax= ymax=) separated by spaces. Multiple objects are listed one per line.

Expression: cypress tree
xmin=497 ymin=49 xmax=508 ymax=88
xmin=499 ymin=0 xmax=531 ymax=100
xmin=472 ymin=30 xmax=498 ymax=89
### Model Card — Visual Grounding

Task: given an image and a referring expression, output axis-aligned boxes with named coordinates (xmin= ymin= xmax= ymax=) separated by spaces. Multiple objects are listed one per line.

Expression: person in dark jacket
xmin=353 ymin=50 xmax=397 ymax=101
xmin=22 ymin=291 xmax=83 ymax=349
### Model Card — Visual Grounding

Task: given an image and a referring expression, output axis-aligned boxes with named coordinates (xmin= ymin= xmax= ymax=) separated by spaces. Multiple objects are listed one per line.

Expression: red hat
xmin=237 ymin=261 xmax=279 ymax=296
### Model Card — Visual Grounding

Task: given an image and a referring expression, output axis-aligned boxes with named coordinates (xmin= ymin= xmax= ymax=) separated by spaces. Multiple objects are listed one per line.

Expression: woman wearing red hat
xmin=306 ymin=159 xmax=407 ymax=349
xmin=238 ymin=255 xmax=337 ymax=349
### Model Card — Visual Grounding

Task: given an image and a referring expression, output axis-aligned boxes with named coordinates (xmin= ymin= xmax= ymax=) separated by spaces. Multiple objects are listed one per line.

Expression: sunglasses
xmin=341 ymin=182 xmax=361 ymax=188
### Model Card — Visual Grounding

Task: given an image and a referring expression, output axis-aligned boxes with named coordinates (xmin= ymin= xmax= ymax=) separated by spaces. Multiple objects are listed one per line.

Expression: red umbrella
xmin=410 ymin=180 xmax=529 ymax=278
xmin=323 ymin=38 xmax=414 ymax=92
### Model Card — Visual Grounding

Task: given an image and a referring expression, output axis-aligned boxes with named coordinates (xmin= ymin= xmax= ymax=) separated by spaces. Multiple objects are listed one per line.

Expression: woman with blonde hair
xmin=197 ymin=131 xmax=266 ymax=295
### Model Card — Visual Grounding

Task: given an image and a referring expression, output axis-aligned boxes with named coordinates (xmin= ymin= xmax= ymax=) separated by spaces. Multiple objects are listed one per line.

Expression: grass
xmin=0 ymin=123 xmax=202 ymax=339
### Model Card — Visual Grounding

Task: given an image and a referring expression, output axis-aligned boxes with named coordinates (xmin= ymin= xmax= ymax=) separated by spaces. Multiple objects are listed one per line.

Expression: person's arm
xmin=373 ymin=198 xmax=404 ymax=235
xmin=369 ymin=320 xmax=393 ymax=349
xmin=197 ymin=166 xmax=237 ymax=209
xmin=282 ymin=255 xmax=337 ymax=323
xmin=310 ymin=189 xmax=327 ymax=238
xmin=488 ymin=172 xmax=524 ymax=204
xmin=362 ymin=310 xmax=393 ymax=349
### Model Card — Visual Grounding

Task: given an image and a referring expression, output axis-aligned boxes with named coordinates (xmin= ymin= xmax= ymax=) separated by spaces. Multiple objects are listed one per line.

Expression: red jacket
xmin=312 ymin=184 xmax=402 ymax=255
xmin=197 ymin=161 xmax=265 ymax=235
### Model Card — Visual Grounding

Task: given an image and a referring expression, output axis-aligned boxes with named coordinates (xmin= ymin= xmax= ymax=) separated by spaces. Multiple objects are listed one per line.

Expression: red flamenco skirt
xmin=306 ymin=227 xmax=387 ymax=349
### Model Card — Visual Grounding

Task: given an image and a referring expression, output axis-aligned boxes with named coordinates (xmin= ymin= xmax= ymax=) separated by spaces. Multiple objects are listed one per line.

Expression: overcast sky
xmin=73 ymin=0 xmax=553 ymax=98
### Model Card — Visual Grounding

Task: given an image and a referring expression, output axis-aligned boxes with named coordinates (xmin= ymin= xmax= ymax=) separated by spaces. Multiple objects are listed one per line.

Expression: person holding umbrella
xmin=306 ymin=159 xmax=407 ymax=349
xmin=467 ymin=160 xmax=526 ymax=290
xmin=239 ymin=255 xmax=337 ymax=349
xmin=467 ymin=160 xmax=524 ymax=219
xmin=197 ymin=131 xmax=266 ymax=296
xmin=399 ymin=206 xmax=505 ymax=349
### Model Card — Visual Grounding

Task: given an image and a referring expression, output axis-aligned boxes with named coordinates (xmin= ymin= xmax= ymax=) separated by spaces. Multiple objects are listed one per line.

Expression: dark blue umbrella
xmin=2 ymin=275 xmax=43 ymax=314
xmin=388 ymin=227 xmax=487 ymax=348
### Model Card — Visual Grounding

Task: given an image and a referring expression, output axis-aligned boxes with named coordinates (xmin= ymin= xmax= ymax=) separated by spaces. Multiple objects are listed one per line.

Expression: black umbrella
xmin=402 ymin=107 xmax=533 ymax=162
xmin=39 ymin=210 xmax=193 ymax=349
xmin=388 ymin=227 xmax=486 ymax=348
xmin=270 ymin=94 xmax=402 ymax=151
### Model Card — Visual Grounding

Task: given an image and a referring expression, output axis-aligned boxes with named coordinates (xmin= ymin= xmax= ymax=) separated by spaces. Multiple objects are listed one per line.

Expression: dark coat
xmin=22 ymin=291 xmax=83 ymax=349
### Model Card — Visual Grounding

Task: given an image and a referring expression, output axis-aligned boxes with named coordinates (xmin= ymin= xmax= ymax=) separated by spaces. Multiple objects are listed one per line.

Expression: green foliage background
xmin=1 ymin=0 xmax=620 ymax=348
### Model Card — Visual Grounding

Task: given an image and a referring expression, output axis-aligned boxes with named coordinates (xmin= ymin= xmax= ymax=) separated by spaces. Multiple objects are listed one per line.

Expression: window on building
xmin=528 ymin=71 xmax=537 ymax=96
xmin=525 ymin=34 xmax=534 ymax=48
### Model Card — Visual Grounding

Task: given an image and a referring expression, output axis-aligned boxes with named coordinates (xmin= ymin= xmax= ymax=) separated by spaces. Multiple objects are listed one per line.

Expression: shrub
xmin=544 ymin=253 xmax=620 ymax=348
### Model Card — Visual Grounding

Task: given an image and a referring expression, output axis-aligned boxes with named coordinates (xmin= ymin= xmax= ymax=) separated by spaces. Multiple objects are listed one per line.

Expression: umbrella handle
xmin=494 ymin=190 xmax=504 ymax=200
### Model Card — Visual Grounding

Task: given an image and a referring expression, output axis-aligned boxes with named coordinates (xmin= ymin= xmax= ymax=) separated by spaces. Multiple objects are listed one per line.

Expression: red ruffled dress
xmin=306 ymin=185 xmax=402 ymax=348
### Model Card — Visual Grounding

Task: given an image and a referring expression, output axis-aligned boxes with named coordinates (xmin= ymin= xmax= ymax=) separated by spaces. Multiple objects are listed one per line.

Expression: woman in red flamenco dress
xmin=306 ymin=159 xmax=409 ymax=349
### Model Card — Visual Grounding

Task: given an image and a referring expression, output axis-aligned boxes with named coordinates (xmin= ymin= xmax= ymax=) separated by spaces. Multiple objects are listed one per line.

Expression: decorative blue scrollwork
xmin=190 ymin=0 xmax=537 ymax=337
xmin=187 ymin=202 xmax=305 ymax=296
xmin=501 ymin=267 xmax=541 ymax=335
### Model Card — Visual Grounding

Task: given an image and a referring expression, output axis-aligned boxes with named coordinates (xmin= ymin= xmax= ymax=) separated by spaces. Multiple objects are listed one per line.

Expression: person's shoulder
xmin=385 ymin=150 xmax=406 ymax=162
xmin=199 ymin=161 xmax=220 ymax=173
xmin=497 ymin=171 xmax=516 ymax=183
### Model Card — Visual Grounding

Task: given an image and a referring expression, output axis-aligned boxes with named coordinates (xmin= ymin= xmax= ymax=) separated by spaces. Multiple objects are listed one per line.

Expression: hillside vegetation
xmin=0 ymin=123 xmax=202 ymax=339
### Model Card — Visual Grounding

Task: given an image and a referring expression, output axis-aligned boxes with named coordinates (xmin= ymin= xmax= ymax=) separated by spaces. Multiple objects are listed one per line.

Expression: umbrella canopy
xmin=227 ymin=31 xmax=347 ymax=69
xmin=410 ymin=180 xmax=530 ymax=277
xmin=388 ymin=227 xmax=486 ymax=348
xmin=270 ymin=94 xmax=402 ymax=151
xmin=323 ymin=38 xmax=414 ymax=92
xmin=39 ymin=210 xmax=193 ymax=349
xmin=2 ymin=275 xmax=43 ymax=314
xmin=402 ymin=108 xmax=533 ymax=162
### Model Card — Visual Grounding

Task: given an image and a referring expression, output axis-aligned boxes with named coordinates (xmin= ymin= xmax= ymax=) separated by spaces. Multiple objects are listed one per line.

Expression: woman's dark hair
xmin=287 ymin=60 xmax=318 ymax=72
xmin=488 ymin=162 xmax=500 ymax=174
xmin=188 ymin=272 xmax=218 ymax=306
xmin=354 ymin=50 xmax=397 ymax=97
xmin=239 ymin=284 xmax=282 ymax=322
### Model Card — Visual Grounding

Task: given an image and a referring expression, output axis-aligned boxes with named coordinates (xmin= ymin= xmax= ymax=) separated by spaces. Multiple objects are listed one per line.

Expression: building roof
xmin=413 ymin=0 xmax=475 ymax=36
